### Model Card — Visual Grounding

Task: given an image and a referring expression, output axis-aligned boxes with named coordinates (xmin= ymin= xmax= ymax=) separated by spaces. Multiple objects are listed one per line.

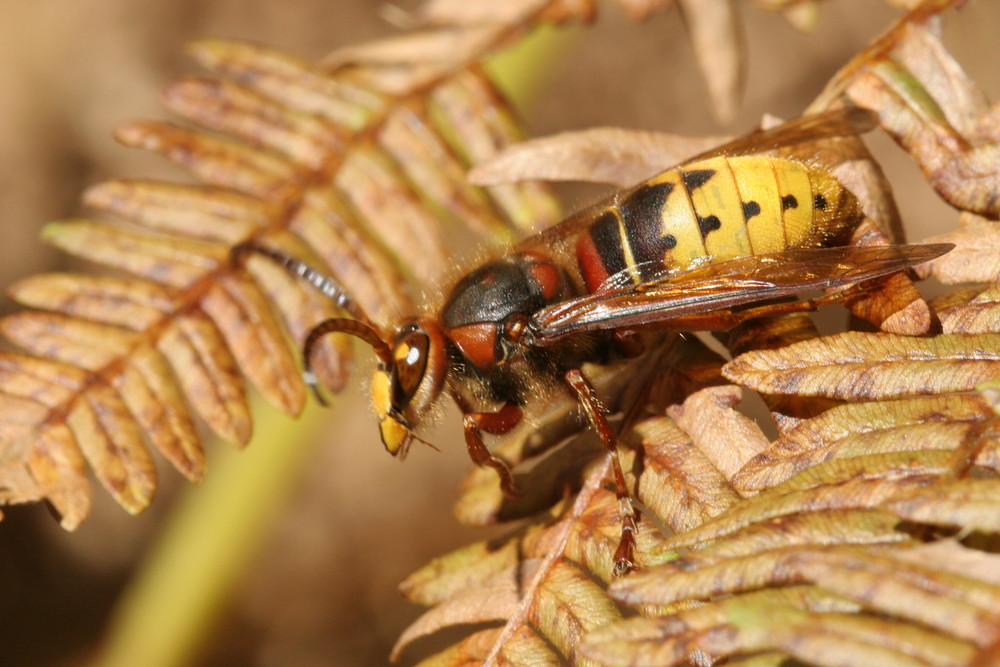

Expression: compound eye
xmin=390 ymin=331 xmax=429 ymax=410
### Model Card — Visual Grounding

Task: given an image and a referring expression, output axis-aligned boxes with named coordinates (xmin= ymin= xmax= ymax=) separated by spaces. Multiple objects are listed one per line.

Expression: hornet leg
xmin=565 ymin=368 xmax=639 ymax=576
xmin=463 ymin=404 xmax=523 ymax=497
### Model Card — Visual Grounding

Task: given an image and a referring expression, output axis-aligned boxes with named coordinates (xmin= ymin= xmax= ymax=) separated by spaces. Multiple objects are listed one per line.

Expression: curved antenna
xmin=303 ymin=318 xmax=393 ymax=406
xmin=231 ymin=242 xmax=393 ymax=405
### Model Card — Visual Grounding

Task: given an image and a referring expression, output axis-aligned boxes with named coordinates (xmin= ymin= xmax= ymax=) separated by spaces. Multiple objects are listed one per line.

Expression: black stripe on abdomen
xmin=619 ymin=182 xmax=678 ymax=271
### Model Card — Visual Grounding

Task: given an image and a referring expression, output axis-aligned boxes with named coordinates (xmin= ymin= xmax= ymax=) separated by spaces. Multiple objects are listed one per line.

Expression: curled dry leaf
xmin=66 ymin=385 xmax=156 ymax=516
xmin=336 ymin=144 xmax=450 ymax=285
xmin=1 ymin=312 xmax=140 ymax=373
xmin=200 ymin=275 xmax=305 ymax=416
xmin=186 ymin=39 xmax=386 ymax=130
xmin=115 ymin=345 xmax=204 ymax=482
xmin=83 ymin=180 xmax=271 ymax=244
xmin=893 ymin=540 xmax=1000 ymax=585
xmin=841 ymin=221 xmax=933 ymax=335
xmin=394 ymin=567 xmax=522 ymax=659
xmin=511 ymin=560 xmax=624 ymax=663
xmin=609 ymin=545 xmax=1000 ymax=643
xmin=890 ymin=17 xmax=990 ymax=136
xmin=420 ymin=626 xmax=562 ymax=666
xmin=378 ymin=105 xmax=511 ymax=240
xmin=693 ymin=509 xmax=916 ymax=559
xmin=161 ymin=76 xmax=347 ymax=171
xmin=630 ymin=415 xmax=741 ymax=534
xmin=937 ymin=284 xmax=1000 ymax=334
xmin=665 ymin=385 xmax=770 ymax=481
xmin=722 ymin=313 xmax=838 ymax=432
xmin=733 ymin=394 xmax=991 ymax=492
xmin=917 ymin=218 xmax=1000 ymax=284
xmin=40 ymin=221 xmax=226 ymax=289
xmin=157 ymin=313 xmax=252 ymax=447
xmin=469 ymin=128 xmax=728 ymax=188
xmin=882 ymin=478 xmax=1000 ymax=532
xmin=723 ymin=331 xmax=1000 ymax=400
xmin=847 ymin=62 xmax=1000 ymax=219
xmin=663 ymin=453 xmax=952 ymax=551
xmin=400 ymin=536 xmax=528 ymax=608
xmin=22 ymin=424 xmax=90 ymax=531
xmin=114 ymin=121 xmax=303 ymax=202
xmin=6 ymin=274 xmax=177 ymax=332
xmin=432 ymin=70 xmax=562 ymax=233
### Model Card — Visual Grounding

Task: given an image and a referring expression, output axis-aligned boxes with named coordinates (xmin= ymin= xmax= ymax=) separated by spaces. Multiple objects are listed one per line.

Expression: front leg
xmin=565 ymin=368 xmax=639 ymax=576
xmin=463 ymin=403 xmax=523 ymax=497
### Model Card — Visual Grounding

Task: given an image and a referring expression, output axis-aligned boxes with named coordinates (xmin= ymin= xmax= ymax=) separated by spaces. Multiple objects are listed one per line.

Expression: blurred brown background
xmin=0 ymin=1 xmax=996 ymax=665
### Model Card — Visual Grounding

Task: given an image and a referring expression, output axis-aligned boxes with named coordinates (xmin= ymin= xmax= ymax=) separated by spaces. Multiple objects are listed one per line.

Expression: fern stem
xmin=484 ymin=23 xmax=582 ymax=114
xmin=91 ymin=397 xmax=333 ymax=667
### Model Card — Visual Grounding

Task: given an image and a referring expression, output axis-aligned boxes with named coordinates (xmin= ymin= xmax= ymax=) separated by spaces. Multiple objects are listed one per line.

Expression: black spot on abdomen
xmin=814 ymin=194 xmax=828 ymax=210
xmin=742 ymin=200 xmax=761 ymax=221
xmin=781 ymin=194 xmax=799 ymax=210
xmin=698 ymin=215 xmax=722 ymax=237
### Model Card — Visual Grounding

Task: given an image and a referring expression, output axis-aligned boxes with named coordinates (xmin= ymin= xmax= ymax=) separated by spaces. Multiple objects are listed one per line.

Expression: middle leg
xmin=565 ymin=368 xmax=639 ymax=576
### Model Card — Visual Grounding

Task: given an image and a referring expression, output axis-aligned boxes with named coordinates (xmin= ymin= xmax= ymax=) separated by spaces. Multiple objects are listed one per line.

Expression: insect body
xmin=570 ymin=155 xmax=859 ymax=291
xmin=236 ymin=109 xmax=951 ymax=575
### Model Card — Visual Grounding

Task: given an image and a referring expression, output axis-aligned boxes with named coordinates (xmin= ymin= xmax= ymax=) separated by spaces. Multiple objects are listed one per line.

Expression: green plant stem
xmin=92 ymin=398 xmax=331 ymax=667
xmin=485 ymin=23 xmax=581 ymax=114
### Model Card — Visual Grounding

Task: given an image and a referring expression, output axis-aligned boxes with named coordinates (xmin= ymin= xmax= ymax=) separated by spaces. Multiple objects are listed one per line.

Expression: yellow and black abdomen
xmin=574 ymin=156 xmax=864 ymax=293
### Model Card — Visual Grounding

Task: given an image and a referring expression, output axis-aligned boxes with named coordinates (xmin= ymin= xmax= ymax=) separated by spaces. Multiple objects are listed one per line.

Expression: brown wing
xmin=528 ymin=243 xmax=952 ymax=344
xmin=518 ymin=108 xmax=878 ymax=253
xmin=684 ymin=106 xmax=877 ymax=162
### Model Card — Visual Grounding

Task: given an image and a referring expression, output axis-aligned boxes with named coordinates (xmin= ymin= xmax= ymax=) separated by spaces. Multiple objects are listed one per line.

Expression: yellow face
xmin=369 ymin=321 xmax=447 ymax=458
xmin=371 ymin=367 xmax=410 ymax=456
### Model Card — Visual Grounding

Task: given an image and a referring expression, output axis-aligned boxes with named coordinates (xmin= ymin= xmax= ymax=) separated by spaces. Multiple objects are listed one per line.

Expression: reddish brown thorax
xmin=440 ymin=252 xmax=574 ymax=373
